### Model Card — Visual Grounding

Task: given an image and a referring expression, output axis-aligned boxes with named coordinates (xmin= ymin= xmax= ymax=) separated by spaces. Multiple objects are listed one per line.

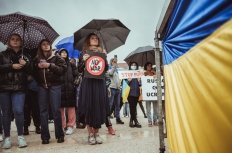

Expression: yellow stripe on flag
xmin=165 ymin=19 xmax=232 ymax=153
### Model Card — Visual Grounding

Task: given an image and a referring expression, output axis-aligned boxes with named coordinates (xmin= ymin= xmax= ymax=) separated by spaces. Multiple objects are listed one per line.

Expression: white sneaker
xmin=18 ymin=135 xmax=27 ymax=148
xmin=0 ymin=134 xmax=3 ymax=142
xmin=65 ymin=127 xmax=74 ymax=135
xmin=2 ymin=137 xmax=11 ymax=149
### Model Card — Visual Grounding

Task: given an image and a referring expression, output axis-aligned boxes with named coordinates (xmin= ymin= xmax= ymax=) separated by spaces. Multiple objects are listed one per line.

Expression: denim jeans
xmin=109 ymin=88 xmax=121 ymax=119
xmin=0 ymin=108 xmax=3 ymax=134
xmin=0 ymin=91 xmax=25 ymax=137
xmin=145 ymin=101 xmax=158 ymax=122
xmin=38 ymin=85 xmax=64 ymax=140
xmin=123 ymin=102 xmax=130 ymax=117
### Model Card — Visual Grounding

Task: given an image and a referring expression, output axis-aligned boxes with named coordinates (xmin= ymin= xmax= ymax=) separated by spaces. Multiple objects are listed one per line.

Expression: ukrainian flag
xmin=162 ymin=1 xmax=232 ymax=153
xmin=122 ymin=79 xmax=130 ymax=103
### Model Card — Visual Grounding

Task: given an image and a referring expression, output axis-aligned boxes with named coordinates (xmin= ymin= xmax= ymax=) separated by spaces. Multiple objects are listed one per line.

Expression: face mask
xmin=131 ymin=66 xmax=136 ymax=70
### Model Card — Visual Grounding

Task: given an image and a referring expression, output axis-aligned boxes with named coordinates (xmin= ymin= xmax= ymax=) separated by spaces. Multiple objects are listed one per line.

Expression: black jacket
xmin=0 ymin=48 xmax=30 ymax=92
xmin=33 ymin=53 xmax=67 ymax=88
xmin=61 ymin=60 xmax=78 ymax=107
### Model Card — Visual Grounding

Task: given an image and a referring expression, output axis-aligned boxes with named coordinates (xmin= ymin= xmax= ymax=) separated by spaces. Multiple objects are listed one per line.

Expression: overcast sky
xmin=0 ymin=0 xmax=164 ymax=62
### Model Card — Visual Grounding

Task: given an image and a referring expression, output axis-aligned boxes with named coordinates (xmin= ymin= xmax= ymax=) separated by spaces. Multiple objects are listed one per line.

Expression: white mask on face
xmin=130 ymin=66 xmax=137 ymax=70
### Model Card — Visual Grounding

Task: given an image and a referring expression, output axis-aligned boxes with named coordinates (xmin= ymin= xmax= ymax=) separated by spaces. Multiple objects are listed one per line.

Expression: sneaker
xmin=88 ymin=134 xmax=96 ymax=145
xmin=154 ymin=120 xmax=158 ymax=126
xmin=2 ymin=137 xmax=11 ymax=149
xmin=65 ymin=127 xmax=74 ymax=135
xmin=148 ymin=121 xmax=153 ymax=127
xmin=0 ymin=134 xmax=3 ymax=142
xmin=18 ymin=136 xmax=27 ymax=148
xmin=107 ymin=126 xmax=115 ymax=135
xmin=95 ymin=133 xmax=103 ymax=144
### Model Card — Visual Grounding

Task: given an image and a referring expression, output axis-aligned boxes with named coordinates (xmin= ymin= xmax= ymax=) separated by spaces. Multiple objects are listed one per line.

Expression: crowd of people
xmin=0 ymin=33 xmax=159 ymax=149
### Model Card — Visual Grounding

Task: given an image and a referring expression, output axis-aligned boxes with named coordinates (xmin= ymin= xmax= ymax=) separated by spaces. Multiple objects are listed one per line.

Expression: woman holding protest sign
xmin=78 ymin=33 xmax=108 ymax=145
xmin=144 ymin=62 xmax=158 ymax=127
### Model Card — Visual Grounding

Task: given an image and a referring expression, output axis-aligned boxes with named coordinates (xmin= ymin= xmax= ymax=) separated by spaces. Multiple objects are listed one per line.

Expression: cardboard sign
xmin=84 ymin=51 xmax=106 ymax=79
xmin=141 ymin=76 xmax=165 ymax=100
xmin=118 ymin=70 xmax=144 ymax=79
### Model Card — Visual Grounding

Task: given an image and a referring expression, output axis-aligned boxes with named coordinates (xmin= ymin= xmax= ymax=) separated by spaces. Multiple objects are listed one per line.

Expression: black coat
xmin=0 ymin=48 xmax=30 ymax=92
xmin=33 ymin=54 xmax=67 ymax=88
xmin=61 ymin=60 xmax=78 ymax=107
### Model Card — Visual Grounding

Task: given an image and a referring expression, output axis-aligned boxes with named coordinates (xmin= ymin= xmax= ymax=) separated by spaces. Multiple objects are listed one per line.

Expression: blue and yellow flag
xmin=121 ymin=79 xmax=130 ymax=103
xmin=162 ymin=1 xmax=232 ymax=153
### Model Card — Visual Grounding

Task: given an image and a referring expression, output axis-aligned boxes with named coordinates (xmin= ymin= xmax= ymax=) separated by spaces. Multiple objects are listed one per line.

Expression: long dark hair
xmin=82 ymin=33 xmax=101 ymax=51
xmin=144 ymin=62 xmax=152 ymax=70
xmin=36 ymin=39 xmax=52 ymax=59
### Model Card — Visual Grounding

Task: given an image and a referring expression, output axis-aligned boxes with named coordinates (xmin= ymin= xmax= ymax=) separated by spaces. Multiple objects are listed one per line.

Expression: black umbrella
xmin=124 ymin=45 xmax=162 ymax=67
xmin=0 ymin=12 xmax=59 ymax=49
xmin=74 ymin=19 xmax=130 ymax=53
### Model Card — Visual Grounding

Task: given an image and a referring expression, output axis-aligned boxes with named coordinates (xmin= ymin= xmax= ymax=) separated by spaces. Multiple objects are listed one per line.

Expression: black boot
xmin=35 ymin=126 xmax=41 ymax=134
xmin=23 ymin=127 xmax=29 ymax=135
xmin=129 ymin=118 xmax=134 ymax=128
xmin=134 ymin=118 xmax=142 ymax=128
xmin=116 ymin=118 xmax=124 ymax=124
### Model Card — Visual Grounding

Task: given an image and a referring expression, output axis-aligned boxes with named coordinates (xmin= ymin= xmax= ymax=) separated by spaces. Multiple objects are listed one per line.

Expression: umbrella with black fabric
xmin=124 ymin=45 xmax=162 ymax=67
xmin=0 ymin=12 xmax=59 ymax=52
xmin=74 ymin=19 xmax=130 ymax=53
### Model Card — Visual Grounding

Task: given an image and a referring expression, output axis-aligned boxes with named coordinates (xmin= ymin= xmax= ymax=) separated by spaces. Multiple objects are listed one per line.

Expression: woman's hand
xmin=83 ymin=54 xmax=90 ymax=61
xmin=38 ymin=60 xmax=50 ymax=68
xmin=12 ymin=64 xmax=23 ymax=69
xmin=19 ymin=58 xmax=26 ymax=66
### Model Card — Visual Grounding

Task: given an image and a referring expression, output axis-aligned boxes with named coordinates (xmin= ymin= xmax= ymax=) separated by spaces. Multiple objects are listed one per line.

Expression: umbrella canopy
xmin=124 ymin=45 xmax=162 ymax=67
xmin=74 ymin=19 xmax=130 ymax=53
xmin=55 ymin=36 xmax=80 ymax=58
xmin=0 ymin=12 xmax=59 ymax=49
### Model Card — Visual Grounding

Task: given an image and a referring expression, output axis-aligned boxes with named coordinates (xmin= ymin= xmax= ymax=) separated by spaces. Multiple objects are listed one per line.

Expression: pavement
xmin=0 ymin=106 xmax=170 ymax=153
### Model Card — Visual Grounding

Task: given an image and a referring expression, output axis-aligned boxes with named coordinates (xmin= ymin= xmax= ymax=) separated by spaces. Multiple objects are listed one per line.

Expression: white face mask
xmin=130 ymin=66 xmax=137 ymax=70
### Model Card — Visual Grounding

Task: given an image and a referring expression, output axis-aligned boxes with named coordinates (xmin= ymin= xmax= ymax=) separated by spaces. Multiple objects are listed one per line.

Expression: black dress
xmin=77 ymin=52 xmax=108 ymax=128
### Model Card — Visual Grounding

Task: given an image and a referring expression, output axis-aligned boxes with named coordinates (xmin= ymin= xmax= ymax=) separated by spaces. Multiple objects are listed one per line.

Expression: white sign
xmin=141 ymin=76 xmax=165 ymax=101
xmin=118 ymin=70 xmax=144 ymax=79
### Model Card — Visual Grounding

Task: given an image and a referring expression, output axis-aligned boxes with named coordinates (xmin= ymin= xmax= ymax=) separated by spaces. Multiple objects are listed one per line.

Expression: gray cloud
xmin=0 ymin=0 xmax=164 ymax=62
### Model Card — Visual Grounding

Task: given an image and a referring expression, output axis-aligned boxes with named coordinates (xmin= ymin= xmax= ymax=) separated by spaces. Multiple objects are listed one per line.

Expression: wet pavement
xmin=0 ymin=107 xmax=169 ymax=153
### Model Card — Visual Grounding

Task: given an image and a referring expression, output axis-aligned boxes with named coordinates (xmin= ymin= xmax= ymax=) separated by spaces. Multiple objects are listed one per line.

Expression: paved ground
xmin=0 ymin=106 xmax=169 ymax=153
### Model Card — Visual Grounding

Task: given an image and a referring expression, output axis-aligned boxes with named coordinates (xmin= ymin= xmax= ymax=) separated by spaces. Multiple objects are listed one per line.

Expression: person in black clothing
xmin=33 ymin=39 xmax=67 ymax=144
xmin=127 ymin=62 xmax=142 ymax=128
xmin=58 ymin=48 xmax=78 ymax=135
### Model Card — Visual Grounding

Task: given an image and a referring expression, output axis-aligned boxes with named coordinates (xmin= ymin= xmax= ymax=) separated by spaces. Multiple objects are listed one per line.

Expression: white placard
xmin=141 ymin=76 xmax=165 ymax=101
xmin=118 ymin=70 xmax=144 ymax=79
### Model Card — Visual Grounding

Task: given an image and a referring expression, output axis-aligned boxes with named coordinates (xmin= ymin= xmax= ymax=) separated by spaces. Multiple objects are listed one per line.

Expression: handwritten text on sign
xmin=118 ymin=70 xmax=144 ymax=79
xmin=141 ymin=76 xmax=164 ymax=101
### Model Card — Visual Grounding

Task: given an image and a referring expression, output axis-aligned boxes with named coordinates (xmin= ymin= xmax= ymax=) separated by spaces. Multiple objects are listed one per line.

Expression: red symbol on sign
xmin=86 ymin=56 xmax=105 ymax=76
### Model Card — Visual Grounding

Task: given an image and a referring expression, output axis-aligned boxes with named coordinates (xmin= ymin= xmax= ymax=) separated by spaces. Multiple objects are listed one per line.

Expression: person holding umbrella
xmin=0 ymin=34 xmax=30 ymax=149
xmin=78 ymin=33 xmax=108 ymax=145
xmin=33 ymin=39 xmax=67 ymax=144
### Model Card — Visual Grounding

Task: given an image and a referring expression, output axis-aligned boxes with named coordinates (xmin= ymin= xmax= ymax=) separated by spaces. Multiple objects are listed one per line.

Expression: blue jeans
xmin=146 ymin=101 xmax=158 ymax=122
xmin=38 ymin=85 xmax=64 ymax=140
xmin=123 ymin=102 xmax=130 ymax=117
xmin=0 ymin=91 xmax=25 ymax=137
xmin=109 ymin=88 xmax=121 ymax=119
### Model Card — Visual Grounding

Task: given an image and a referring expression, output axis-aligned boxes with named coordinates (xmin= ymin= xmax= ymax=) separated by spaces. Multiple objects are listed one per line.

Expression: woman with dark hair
xmin=58 ymin=48 xmax=78 ymax=135
xmin=0 ymin=34 xmax=30 ymax=149
xmin=144 ymin=62 xmax=158 ymax=127
xmin=127 ymin=62 xmax=142 ymax=128
xmin=33 ymin=39 xmax=67 ymax=144
xmin=78 ymin=33 xmax=108 ymax=145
